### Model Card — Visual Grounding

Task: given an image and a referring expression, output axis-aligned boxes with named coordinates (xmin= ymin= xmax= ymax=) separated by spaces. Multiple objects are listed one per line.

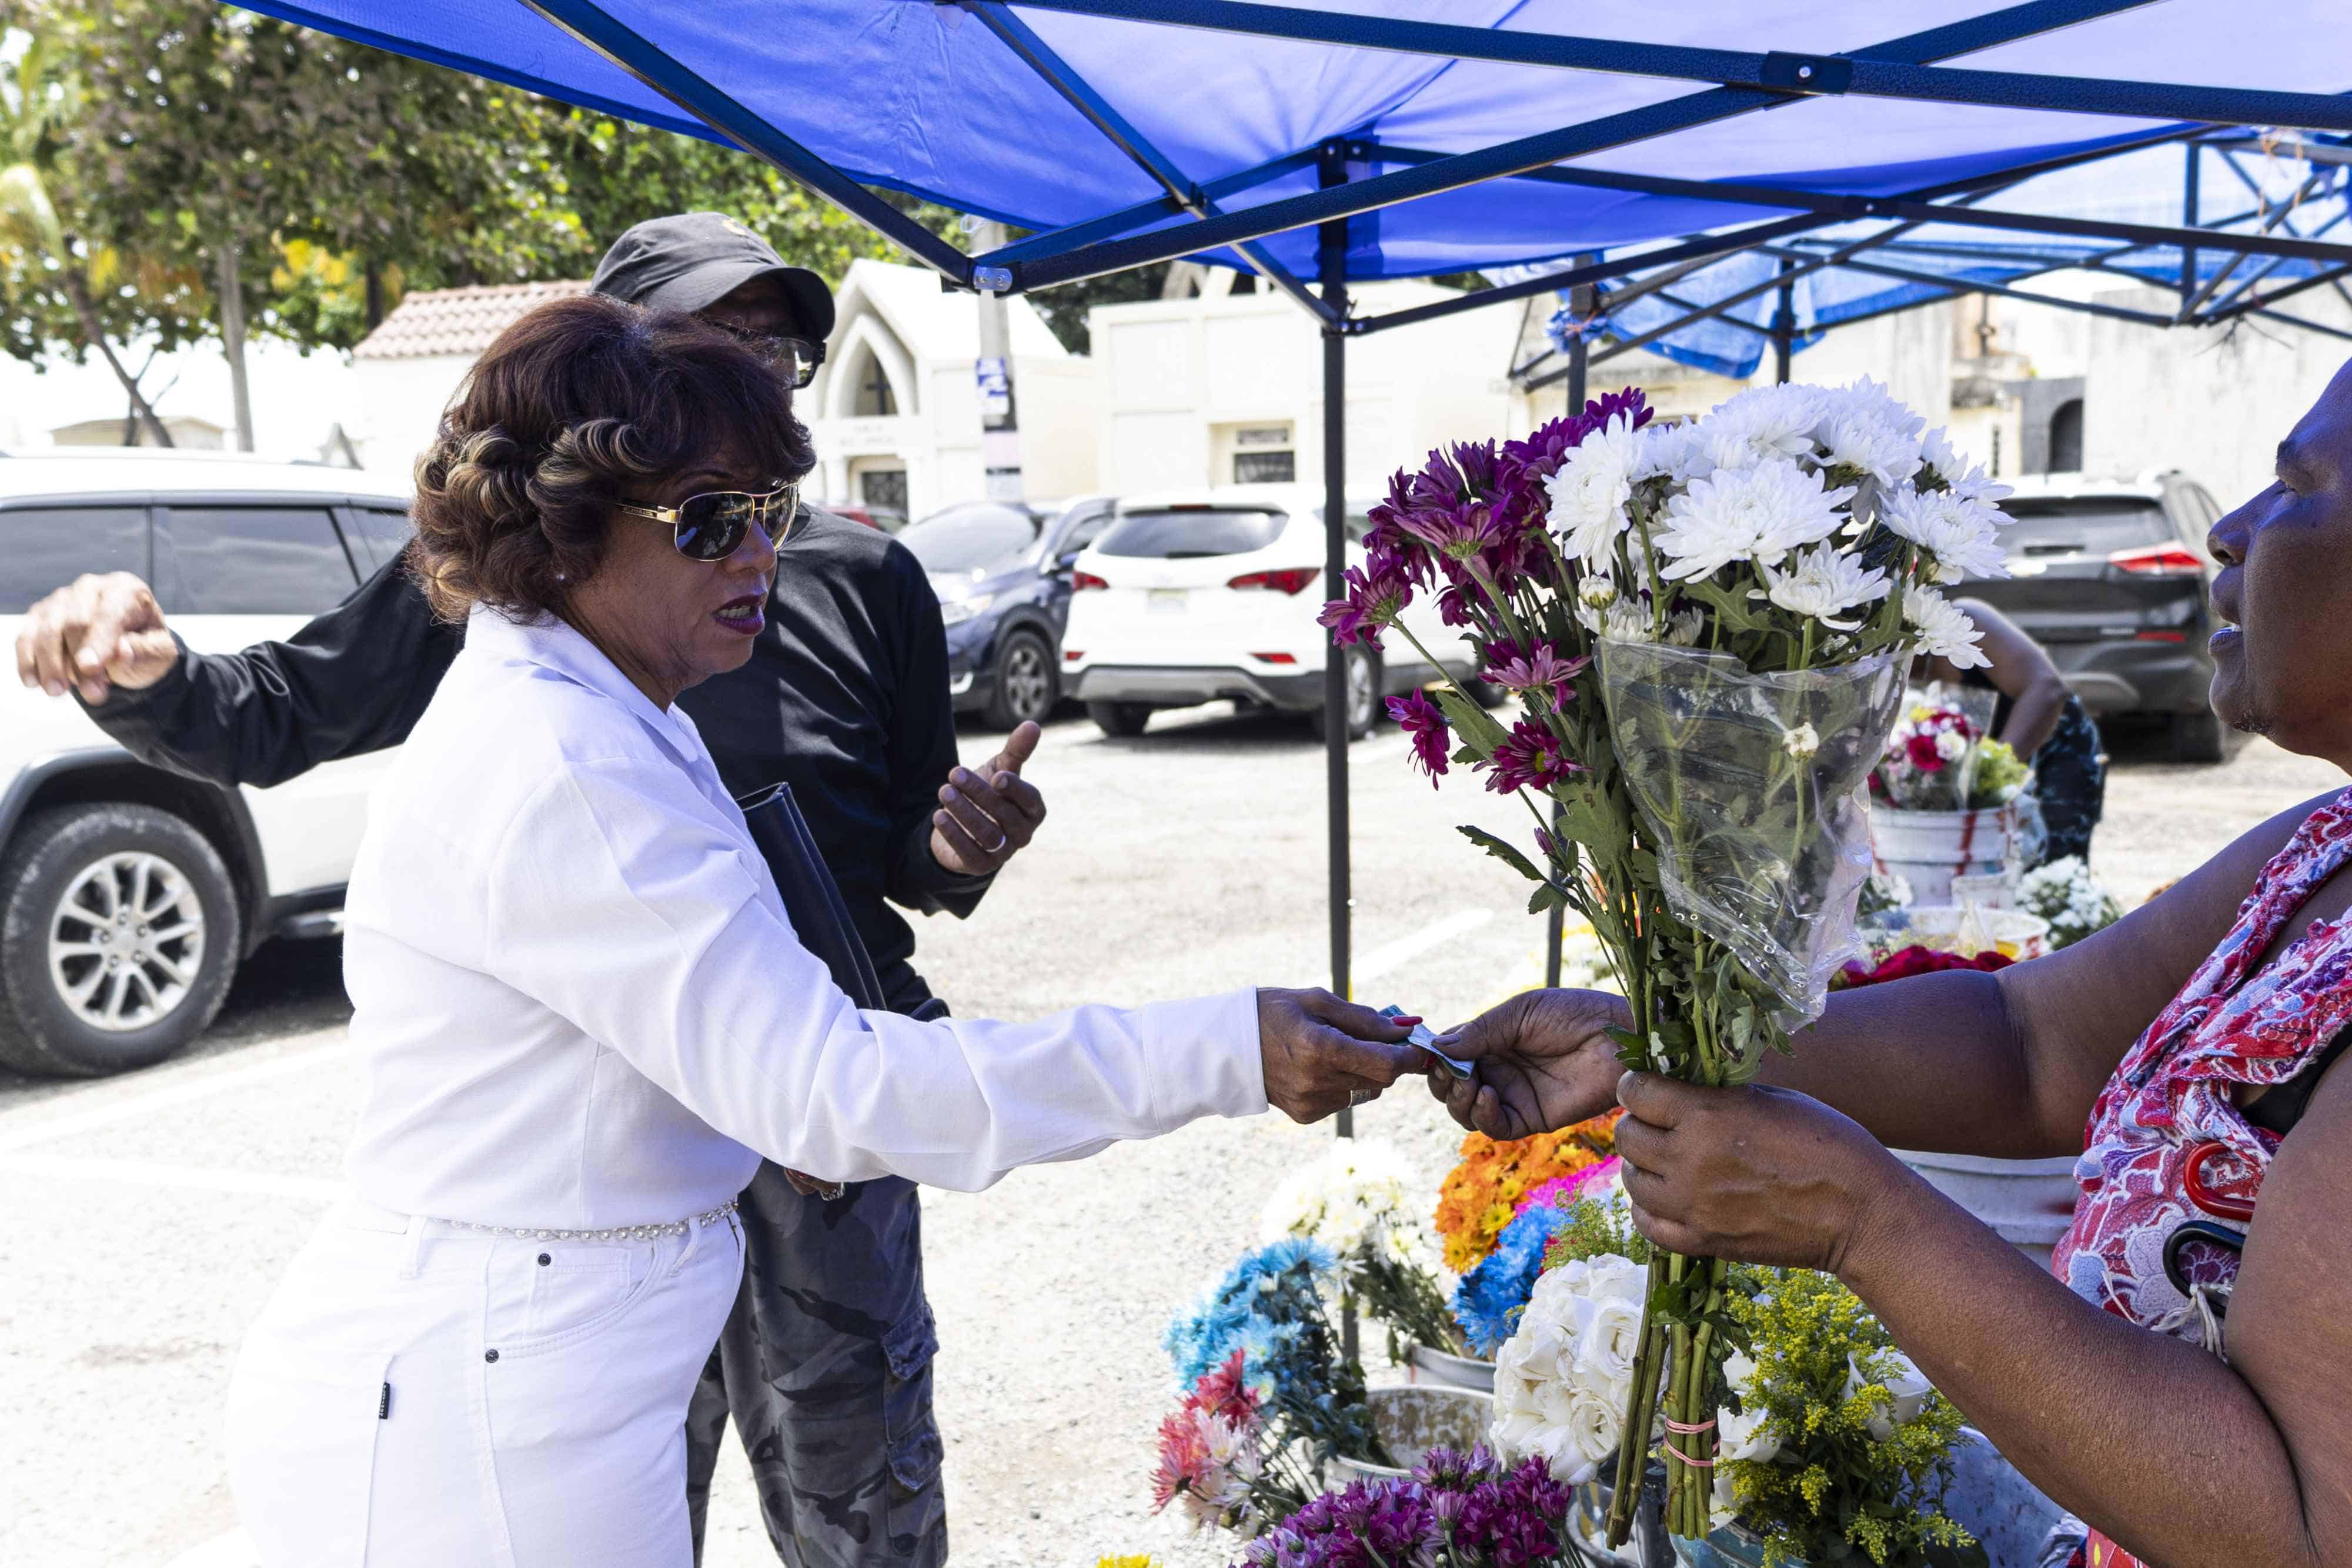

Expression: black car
xmin=1966 ymin=472 xmax=2231 ymax=761
xmin=898 ymin=496 xmax=1118 ymax=730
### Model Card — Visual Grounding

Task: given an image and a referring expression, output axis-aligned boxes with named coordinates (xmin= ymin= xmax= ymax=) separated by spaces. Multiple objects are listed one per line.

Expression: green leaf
xmin=1526 ymin=881 xmax=1569 ymax=916
xmin=1429 ymin=680 xmax=1515 ymax=757
xmin=1458 ymin=824 xmax=1545 ymax=884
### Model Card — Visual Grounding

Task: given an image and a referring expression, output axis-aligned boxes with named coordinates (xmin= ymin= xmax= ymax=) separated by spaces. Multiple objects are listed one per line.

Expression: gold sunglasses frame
xmin=614 ymin=482 xmax=801 ymax=558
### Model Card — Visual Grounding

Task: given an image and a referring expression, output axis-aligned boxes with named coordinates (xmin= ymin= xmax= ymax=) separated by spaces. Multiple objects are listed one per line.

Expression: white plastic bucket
xmin=1871 ymin=805 xmax=2016 ymax=906
xmin=1894 ymin=1149 xmax=2079 ymax=1269
xmin=1405 ymin=1343 xmax=1496 ymax=1392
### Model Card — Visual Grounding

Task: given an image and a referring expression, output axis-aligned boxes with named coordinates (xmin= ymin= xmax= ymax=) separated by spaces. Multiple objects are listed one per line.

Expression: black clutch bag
xmin=734 ymin=781 xmax=887 ymax=1012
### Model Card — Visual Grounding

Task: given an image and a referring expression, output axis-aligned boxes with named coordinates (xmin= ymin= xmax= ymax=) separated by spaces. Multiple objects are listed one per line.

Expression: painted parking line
xmin=1354 ymin=907 xmax=1497 ymax=987
xmin=164 ymin=1526 xmax=259 ymax=1568
xmin=0 ymin=1036 xmax=348 ymax=1155
xmin=0 ymin=1151 xmax=343 ymax=1202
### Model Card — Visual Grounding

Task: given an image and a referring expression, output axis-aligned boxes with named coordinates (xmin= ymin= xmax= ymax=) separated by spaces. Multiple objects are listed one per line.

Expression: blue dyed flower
xmin=1451 ymin=1204 xmax=1573 ymax=1356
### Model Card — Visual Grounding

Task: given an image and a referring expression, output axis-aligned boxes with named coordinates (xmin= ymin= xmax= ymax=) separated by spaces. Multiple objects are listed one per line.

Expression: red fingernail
xmin=1390 ymin=1015 xmax=1422 ymax=1026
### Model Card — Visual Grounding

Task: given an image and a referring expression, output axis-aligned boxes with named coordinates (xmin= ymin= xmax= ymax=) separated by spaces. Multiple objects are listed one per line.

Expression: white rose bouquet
xmin=1326 ymin=378 xmax=2014 ymax=1542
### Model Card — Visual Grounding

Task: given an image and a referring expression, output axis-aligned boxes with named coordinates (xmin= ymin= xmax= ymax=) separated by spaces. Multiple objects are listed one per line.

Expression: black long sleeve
xmin=80 ymin=551 xmax=457 ymax=789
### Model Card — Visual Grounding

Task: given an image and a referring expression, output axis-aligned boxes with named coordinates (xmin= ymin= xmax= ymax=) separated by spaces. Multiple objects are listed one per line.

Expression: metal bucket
xmin=1324 ymin=1386 xmax=1492 ymax=1486
xmin=1872 ymin=805 xmax=2016 ymax=905
xmin=1895 ymin=1149 xmax=2079 ymax=1270
xmin=1405 ymin=1343 xmax=1496 ymax=1392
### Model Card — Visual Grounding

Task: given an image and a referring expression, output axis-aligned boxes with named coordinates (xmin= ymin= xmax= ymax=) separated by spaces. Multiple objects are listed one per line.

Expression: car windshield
xmin=2002 ymin=497 xmax=2173 ymax=555
xmin=897 ymin=504 xmax=1042 ymax=571
xmin=1095 ymin=506 xmax=1288 ymax=559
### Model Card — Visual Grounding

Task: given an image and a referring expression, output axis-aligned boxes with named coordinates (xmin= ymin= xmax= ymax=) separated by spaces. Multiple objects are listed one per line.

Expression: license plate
xmin=1147 ymin=589 xmax=1188 ymax=613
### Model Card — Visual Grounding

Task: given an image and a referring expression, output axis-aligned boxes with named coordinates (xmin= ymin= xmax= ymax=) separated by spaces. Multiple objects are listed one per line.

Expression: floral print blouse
xmin=2052 ymin=790 xmax=2352 ymax=1335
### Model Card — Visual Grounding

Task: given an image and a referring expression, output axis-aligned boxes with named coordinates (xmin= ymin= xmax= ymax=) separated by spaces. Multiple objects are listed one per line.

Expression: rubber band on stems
xmin=1663 ymin=1416 xmax=1718 ymax=1470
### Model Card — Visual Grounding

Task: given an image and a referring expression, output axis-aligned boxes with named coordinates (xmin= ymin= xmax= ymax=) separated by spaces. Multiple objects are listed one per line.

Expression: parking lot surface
xmin=2 ymin=703 xmax=2334 ymax=1567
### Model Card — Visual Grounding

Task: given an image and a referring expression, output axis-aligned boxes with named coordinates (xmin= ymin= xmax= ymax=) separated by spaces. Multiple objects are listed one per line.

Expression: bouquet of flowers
xmin=1716 ymin=1271 xmax=1980 ymax=1567
xmin=2019 ymin=855 xmax=2125 ymax=949
xmin=1262 ymin=1140 xmax=1461 ymax=1358
xmin=1872 ymin=699 xmax=2027 ymax=812
xmin=1434 ymin=1118 xmax=1621 ymax=1276
xmin=1326 ymin=377 xmax=2012 ymax=1542
xmin=1156 ymin=1240 xmax=1383 ymax=1536
xmin=1454 ymin=1155 xmax=1628 ymax=1357
xmin=1231 ymin=1446 xmax=1581 ymax=1568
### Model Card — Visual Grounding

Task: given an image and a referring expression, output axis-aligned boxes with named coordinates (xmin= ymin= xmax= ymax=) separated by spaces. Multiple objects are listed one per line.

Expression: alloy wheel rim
xmin=46 ymin=851 xmax=206 ymax=1033
xmin=1005 ymin=643 xmax=1051 ymax=720
xmin=1348 ymin=650 xmax=1376 ymax=726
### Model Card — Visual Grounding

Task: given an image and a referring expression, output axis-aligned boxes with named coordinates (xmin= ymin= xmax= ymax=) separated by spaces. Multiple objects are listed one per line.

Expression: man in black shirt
xmin=13 ymin=214 xmax=1035 ymax=1567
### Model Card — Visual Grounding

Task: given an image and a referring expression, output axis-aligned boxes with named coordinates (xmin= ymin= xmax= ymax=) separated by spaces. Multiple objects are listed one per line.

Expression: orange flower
xmin=1433 ymin=1112 xmax=1623 ymax=1272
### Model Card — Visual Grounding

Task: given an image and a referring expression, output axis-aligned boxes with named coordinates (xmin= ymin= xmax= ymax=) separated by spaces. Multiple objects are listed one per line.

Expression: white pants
xmin=225 ymin=1202 xmax=744 ymax=1567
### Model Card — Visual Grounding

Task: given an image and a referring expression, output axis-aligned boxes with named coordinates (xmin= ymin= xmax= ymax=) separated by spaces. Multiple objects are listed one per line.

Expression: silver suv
xmin=0 ymin=451 xmax=413 ymax=1076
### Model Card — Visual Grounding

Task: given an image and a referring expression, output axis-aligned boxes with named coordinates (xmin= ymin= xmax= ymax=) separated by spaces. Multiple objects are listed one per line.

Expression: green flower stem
xmin=1604 ymin=1267 xmax=1671 ymax=1547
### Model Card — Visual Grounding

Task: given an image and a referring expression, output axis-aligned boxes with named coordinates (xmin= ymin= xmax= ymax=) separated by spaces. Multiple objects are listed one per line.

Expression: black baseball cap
xmin=590 ymin=212 xmax=836 ymax=341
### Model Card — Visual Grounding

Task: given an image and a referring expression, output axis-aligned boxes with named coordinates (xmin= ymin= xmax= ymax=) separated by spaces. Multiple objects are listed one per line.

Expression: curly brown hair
xmin=409 ymin=293 xmax=814 ymax=621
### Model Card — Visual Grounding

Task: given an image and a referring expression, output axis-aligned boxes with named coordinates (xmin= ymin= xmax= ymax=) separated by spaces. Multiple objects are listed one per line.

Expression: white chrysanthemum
xmin=1578 ymin=574 xmax=1619 ymax=609
xmin=1546 ymin=412 xmax=1643 ymax=566
xmin=1654 ymin=457 xmax=1854 ymax=581
xmin=1918 ymin=427 xmax=2016 ymax=509
xmin=1816 ymin=410 xmax=1923 ymax=489
xmin=1663 ymin=606 xmax=1705 ymax=646
xmin=1782 ymin=721 xmax=1819 ymax=759
xmin=1635 ymin=419 xmax=1711 ymax=484
xmin=1878 ymin=487 xmax=2008 ymax=583
xmin=1705 ymin=383 xmax=1825 ymax=470
xmin=1903 ymin=587 xmax=1989 ymax=668
xmin=1813 ymin=376 xmax=1923 ymax=443
xmin=1757 ymin=541 xmax=1890 ymax=629
xmin=1577 ymin=595 xmax=1656 ymax=643
xmin=1260 ymin=1139 xmax=1442 ymax=1273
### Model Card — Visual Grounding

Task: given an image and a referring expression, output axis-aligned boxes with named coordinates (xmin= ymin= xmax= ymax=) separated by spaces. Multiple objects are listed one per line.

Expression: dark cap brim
xmin=635 ymin=260 xmax=836 ymax=340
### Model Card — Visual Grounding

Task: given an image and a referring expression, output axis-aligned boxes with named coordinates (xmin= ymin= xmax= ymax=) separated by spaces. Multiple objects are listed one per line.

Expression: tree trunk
xmin=215 ymin=239 xmax=253 ymax=453
xmin=58 ymin=263 xmax=173 ymax=448
xmin=365 ymin=258 xmax=385 ymax=330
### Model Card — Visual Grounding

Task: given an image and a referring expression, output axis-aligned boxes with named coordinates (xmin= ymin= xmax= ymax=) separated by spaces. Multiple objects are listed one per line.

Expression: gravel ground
xmin=0 ymin=701 xmax=2337 ymax=1568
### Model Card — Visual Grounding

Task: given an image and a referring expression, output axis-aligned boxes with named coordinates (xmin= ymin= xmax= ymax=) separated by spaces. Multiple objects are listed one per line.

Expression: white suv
xmin=1060 ymin=485 xmax=1481 ymax=738
xmin=0 ymin=451 xmax=413 ymax=1076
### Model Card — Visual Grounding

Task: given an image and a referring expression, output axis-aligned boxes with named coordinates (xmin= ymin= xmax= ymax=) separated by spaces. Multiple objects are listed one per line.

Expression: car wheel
xmin=1088 ymin=701 xmax=1155 ymax=738
xmin=983 ymin=629 xmax=1058 ymax=731
xmin=0 ymin=804 xmax=243 ymax=1078
xmin=2170 ymin=708 xmax=2230 ymax=764
xmin=1309 ymin=645 xmax=1380 ymax=743
xmin=1461 ymin=676 xmax=1508 ymax=710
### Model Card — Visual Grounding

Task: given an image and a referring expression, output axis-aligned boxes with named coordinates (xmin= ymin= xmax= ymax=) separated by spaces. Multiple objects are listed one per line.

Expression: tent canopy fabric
xmin=243 ymin=0 xmax=2352 ymax=302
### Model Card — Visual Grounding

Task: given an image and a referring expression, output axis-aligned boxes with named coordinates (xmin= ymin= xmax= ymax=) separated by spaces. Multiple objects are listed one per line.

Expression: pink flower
xmin=1319 ymin=560 xmax=1414 ymax=648
xmin=1387 ymin=689 xmax=1451 ymax=785
xmin=1485 ymin=717 xmax=1586 ymax=794
xmin=1514 ymin=1155 xmax=1622 ymax=1217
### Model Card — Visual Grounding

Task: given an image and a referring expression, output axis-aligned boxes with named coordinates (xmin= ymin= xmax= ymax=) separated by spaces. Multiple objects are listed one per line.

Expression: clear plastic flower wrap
xmin=1599 ymin=641 xmax=1908 ymax=1024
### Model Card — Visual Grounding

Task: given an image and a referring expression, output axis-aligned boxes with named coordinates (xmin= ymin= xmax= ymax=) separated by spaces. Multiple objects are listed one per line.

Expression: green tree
xmin=31 ymin=0 xmax=960 ymax=449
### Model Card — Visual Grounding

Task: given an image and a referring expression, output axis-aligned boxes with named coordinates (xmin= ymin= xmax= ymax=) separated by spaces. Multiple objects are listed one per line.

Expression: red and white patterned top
xmin=2052 ymin=790 xmax=2352 ymax=1334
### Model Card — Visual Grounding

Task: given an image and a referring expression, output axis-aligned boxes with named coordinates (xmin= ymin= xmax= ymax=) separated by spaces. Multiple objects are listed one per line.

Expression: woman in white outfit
xmin=223 ymin=295 xmax=1421 ymax=1567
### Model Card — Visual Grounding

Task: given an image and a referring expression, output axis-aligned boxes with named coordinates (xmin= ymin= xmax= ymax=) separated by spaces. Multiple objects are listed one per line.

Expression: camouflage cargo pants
xmin=684 ymin=1162 xmax=948 ymax=1567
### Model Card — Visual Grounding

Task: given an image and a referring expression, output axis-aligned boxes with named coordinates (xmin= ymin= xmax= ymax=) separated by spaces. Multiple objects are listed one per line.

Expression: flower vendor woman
xmin=1431 ymin=359 xmax=2352 ymax=1568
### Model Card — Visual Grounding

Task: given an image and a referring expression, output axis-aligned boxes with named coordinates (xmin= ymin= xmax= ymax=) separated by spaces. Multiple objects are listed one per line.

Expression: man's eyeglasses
xmin=614 ymin=482 xmax=801 ymax=561
xmin=715 ymin=323 xmax=826 ymax=391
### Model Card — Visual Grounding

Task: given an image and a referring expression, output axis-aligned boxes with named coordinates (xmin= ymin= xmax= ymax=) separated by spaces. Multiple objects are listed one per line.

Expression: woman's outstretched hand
xmin=1613 ymin=1072 xmax=1913 ymax=1274
xmin=1256 ymin=988 xmax=1428 ymax=1124
xmin=1425 ymin=988 xmax=1632 ymax=1139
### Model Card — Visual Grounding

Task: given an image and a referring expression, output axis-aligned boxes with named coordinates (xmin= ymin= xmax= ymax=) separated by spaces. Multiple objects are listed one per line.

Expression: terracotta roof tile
xmin=353 ymin=279 xmax=592 ymax=360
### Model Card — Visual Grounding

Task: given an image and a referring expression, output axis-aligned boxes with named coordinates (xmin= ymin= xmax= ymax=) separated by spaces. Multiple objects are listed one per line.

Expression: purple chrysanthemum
xmin=1481 ymin=638 xmax=1591 ymax=705
xmin=1386 ymin=689 xmax=1451 ymax=787
xmin=1485 ymin=717 xmax=1586 ymax=795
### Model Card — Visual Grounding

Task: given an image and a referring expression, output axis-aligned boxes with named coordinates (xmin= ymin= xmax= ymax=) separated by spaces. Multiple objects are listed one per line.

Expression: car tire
xmin=0 ymin=804 xmax=243 ymax=1078
xmin=1088 ymin=701 xmax=1154 ymax=738
xmin=1461 ymin=676 xmax=1508 ymax=709
xmin=1309 ymin=645 xmax=1381 ymax=743
xmin=2170 ymin=708 xmax=2230 ymax=764
xmin=983 ymin=628 xmax=1058 ymax=731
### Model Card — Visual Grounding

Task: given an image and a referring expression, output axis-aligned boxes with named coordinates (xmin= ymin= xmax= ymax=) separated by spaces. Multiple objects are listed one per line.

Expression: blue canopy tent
xmin=230 ymin=0 xmax=2352 ymax=1054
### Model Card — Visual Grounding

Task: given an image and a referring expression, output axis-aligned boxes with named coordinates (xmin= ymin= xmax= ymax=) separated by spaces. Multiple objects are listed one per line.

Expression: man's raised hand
xmin=931 ymin=720 xmax=1048 ymax=876
xmin=15 ymin=573 xmax=181 ymax=706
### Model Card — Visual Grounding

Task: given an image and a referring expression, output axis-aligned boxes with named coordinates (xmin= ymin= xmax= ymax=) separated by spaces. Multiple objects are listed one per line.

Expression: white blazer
xmin=337 ymin=604 xmax=1265 ymax=1229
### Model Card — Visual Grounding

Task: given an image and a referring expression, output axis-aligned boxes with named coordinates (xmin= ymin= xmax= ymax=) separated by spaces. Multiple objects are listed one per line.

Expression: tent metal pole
xmin=1545 ymin=266 xmax=1592 ymax=991
xmin=1773 ymin=258 xmax=1798 ymax=384
xmin=1318 ymin=151 xmax=1358 ymax=1368
xmin=960 ymin=1 xmax=1335 ymax=323
xmin=1751 ymin=248 xmax=2187 ymax=328
xmin=2180 ymin=142 xmax=2201 ymax=315
xmin=513 ymin=0 xmax=978 ymax=285
xmin=983 ymin=148 xmax=1321 ymax=263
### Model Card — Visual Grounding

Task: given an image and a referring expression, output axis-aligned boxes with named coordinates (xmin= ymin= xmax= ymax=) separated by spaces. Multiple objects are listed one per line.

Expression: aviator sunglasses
xmin=614 ymin=481 xmax=801 ymax=561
